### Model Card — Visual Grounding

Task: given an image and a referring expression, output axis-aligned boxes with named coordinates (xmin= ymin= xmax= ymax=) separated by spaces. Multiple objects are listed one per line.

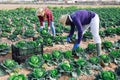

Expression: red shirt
xmin=38 ymin=8 xmax=54 ymax=27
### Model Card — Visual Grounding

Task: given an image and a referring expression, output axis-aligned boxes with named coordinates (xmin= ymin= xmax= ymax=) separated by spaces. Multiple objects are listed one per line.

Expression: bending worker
xmin=36 ymin=7 xmax=56 ymax=36
xmin=59 ymin=10 xmax=101 ymax=56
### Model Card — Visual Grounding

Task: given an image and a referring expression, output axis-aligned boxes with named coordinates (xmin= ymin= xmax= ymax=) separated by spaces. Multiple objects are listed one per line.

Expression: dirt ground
xmin=0 ymin=4 xmax=120 ymax=10
xmin=0 ymin=4 xmax=120 ymax=80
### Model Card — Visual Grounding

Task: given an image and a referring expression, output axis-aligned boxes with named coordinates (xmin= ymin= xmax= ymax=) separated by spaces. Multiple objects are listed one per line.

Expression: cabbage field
xmin=0 ymin=6 xmax=120 ymax=80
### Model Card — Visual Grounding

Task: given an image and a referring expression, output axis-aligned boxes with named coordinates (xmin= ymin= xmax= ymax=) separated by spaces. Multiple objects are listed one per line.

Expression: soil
xmin=0 ymin=4 xmax=119 ymax=10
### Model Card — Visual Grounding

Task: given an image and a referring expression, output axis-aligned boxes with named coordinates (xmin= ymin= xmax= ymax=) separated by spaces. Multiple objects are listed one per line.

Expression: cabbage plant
xmin=102 ymin=41 xmax=113 ymax=52
xmin=68 ymin=78 xmax=76 ymax=80
xmin=0 ymin=43 xmax=10 ymax=55
xmin=8 ymin=74 xmax=27 ymax=80
xmin=0 ymin=66 xmax=7 ymax=76
xmin=72 ymin=47 xmax=86 ymax=58
xmin=24 ymin=29 xmax=35 ymax=37
xmin=1 ymin=59 xmax=19 ymax=73
xmin=42 ymin=53 xmax=52 ymax=65
xmin=88 ymin=57 xmax=102 ymax=71
xmin=115 ymin=66 xmax=120 ymax=79
xmin=57 ymin=61 xmax=73 ymax=76
xmin=43 ymin=53 xmax=52 ymax=61
xmin=113 ymin=40 xmax=120 ymax=49
xmin=63 ymin=50 xmax=73 ymax=60
xmin=25 ymin=55 xmax=43 ymax=69
xmin=100 ymin=54 xmax=111 ymax=65
xmin=95 ymin=70 xmax=117 ymax=80
xmin=104 ymin=27 xmax=116 ymax=37
xmin=71 ymin=58 xmax=90 ymax=76
xmin=109 ymin=49 xmax=120 ymax=64
xmin=89 ymin=56 xmax=99 ymax=65
xmin=52 ymin=50 xmax=63 ymax=65
xmin=28 ymin=68 xmax=46 ymax=80
xmin=116 ymin=27 xmax=120 ymax=35
xmin=85 ymin=43 xmax=97 ymax=54
xmin=46 ymin=69 xmax=60 ymax=80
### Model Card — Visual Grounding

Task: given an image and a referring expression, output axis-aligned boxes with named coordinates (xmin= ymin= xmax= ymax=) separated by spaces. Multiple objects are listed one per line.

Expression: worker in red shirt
xmin=36 ymin=7 xmax=56 ymax=36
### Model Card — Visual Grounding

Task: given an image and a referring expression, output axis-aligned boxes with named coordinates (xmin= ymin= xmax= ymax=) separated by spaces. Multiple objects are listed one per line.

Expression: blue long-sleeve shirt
xmin=68 ymin=10 xmax=95 ymax=44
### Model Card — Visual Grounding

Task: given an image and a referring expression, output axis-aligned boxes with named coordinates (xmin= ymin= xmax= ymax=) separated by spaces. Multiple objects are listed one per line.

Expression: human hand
xmin=40 ymin=26 xmax=44 ymax=31
xmin=66 ymin=37 xmax=71 ymax=42
xmin=72 ymin=44 xmax=79 ymax=50
xmin=48 ymin=27 xmax=51 ymax=33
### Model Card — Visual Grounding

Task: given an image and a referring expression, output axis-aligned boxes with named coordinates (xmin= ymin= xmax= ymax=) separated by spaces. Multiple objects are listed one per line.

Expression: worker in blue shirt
xmin=59 ymin=10 xmax=101 ymax=56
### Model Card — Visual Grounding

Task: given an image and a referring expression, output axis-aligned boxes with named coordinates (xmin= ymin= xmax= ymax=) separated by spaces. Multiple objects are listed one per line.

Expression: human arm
xmin=72 ymin=18 xmax=83 ymax=50
xmin=67 ymin=23 xmax=75 ymax=38
xmin=38 ymin=16 xmax=44 ymax=27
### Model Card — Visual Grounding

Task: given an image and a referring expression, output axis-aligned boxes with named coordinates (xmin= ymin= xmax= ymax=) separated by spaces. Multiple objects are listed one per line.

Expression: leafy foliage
xmin=116 ymin=27 xmax=120 ymax=35
xmin=100 ymin=54 xmax=111 ymax=63
xmin=89 ymin=56 xmax=99 ymax=65
xmin=24 ymin=29 xmax=35 ymax=37
xmin=34 ymin=37 xmax=43 ymax=44
xmin=83 ymin=31 xmax=92 ymax=41
xmin=109 ymin=49 xmax=120 ymax=59
xmin=72 ymin=47 xmax=86 ymax=57
xmin=0 ymin=43 xmax=9 ymax=51
xmin=8 ymin=34 xmax=18 ymax=41
xmin=102 ymin=41 xmax=113 ymax=52
xmin=15 ymin=40 xmax=27 ymax=49
xmin=43 ymin=53 xmax=52 ymax=61
xmin=1 ymin=32 xmax=8 ymax=37
xmin=2 ymin=59 xmax=18 ymax=70
xmin=113 ymin=40 xmax=120 ymax=49
xmin=86 ymin=43 xmax=97 ymax=54
xmin=96 ymin=70 xmax=117 ymax=80
xmin=68 ymin=78 xmax=76 ymax=80
xmin=63 ymin=50 xmax=73 ymax=59
xmin=75 ymin=58 xmax=87 ymax=67
xmin=41 ymin=29 xmax=48 ymax=35
xmin=115 ymin=66 xmax=120 ymax=77
xmin=99 ymin=30 xmax=106 ymax=38
xmin=27 ymin=55 xmax=43 ymax=68
xmin=104 ymin=27 xmax=116 ymax=37
xmin=52 ymin=50 xmax=62 ymax=59
xmin=58 ymin=62 xmax=73 ymax=72
xmin=71 ymin=58 xmax=90 ymax=75
xmin=48 ymin=69 xmax=59 ymax=78
xmin=0 ymin=66 xmax=7 ymax=76
xmin=30 ymin=68 xmax=46 ymax=79
xmin=2 ymin=26 xmax=12 ymax=33
xmin=8 ymin=74 xmax=27 ymax=80
xmin=14 ymin=40 xmax=42 ymax=55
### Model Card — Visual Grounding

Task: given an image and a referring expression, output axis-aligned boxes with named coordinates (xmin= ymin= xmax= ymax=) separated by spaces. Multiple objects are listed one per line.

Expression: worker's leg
xmin=90 ymin=14 xmax=101 ymax=56
xmin=50 ymin=21 xmax=56 ymax=36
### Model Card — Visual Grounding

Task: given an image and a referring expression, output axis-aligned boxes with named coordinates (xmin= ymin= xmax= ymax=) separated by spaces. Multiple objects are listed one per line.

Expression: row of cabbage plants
xmin=0 ymin=39 xmax=120 ymax=80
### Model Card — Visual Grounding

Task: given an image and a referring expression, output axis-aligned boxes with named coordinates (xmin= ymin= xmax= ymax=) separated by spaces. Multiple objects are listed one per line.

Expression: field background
xmin=0 ymin=4 xmax=120 ymax=80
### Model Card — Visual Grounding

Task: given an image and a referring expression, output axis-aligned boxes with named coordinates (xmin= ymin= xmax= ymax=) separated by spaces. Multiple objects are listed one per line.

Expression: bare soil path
xmin=0 ymin=4 xmax=120 ymax=10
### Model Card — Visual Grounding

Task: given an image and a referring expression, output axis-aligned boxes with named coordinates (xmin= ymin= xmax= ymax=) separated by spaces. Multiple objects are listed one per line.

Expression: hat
xmin=59 ymin=14 xmax=68 ymax=26
xmin=36 ymin=7 xmax=45 ymax=16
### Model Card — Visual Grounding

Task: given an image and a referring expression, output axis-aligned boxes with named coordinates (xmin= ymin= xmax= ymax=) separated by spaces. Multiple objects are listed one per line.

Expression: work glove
xmin=72 ymin=44 xmax=79 ymax=50
xmin=40 ymin=26 xmax=44 ymax=31
xmin=66 ymin=37 xmax=71 ymax=42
